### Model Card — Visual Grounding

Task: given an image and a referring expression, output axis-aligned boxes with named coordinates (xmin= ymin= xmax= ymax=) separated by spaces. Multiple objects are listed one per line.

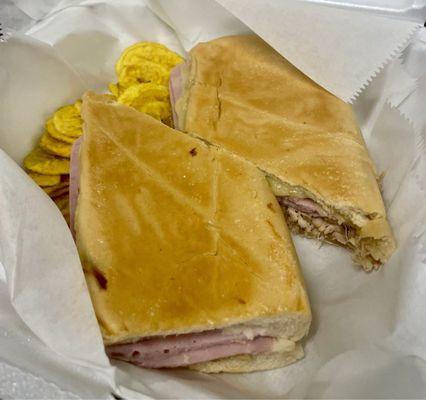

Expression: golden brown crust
xmin=77 ymin=92 xmax=310 ymax=345
xmin=177 ymin=35 xmax=395 ymax=268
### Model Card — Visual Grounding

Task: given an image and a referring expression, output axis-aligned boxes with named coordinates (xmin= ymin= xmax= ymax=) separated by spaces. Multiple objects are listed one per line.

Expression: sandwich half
xmin=170 ymin=35 xmax=396 ymax=271
xmin=73 ymin=91 xmax=311 ymax=372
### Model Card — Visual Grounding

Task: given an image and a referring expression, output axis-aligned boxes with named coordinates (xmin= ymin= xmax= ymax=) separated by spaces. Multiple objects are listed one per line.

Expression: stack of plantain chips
xmin=24 ymin=101 xmax=82 ymax=225
xmin=23 ymin=42 xmax=183 ymax=225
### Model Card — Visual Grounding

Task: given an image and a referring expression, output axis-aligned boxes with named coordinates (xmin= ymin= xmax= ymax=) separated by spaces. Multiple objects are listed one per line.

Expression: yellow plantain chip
xmin=24 ymin=147 xmax=70 ymax=175
xmin=74 ymin=100 xmax=82 ymax=113
xmin=44 ymin=177 xmax=69 ymax=189
xmin=53 ymin=193 xmax=69 ymax=211
xmin=28 ymin=172 xmax=61 ymax=187
xmin=117 ymin=82 xmax=169 ymax=108
xmin=108 ymin=82 xmax=120 ymax=97
xmin=46 ymin=118 xmax=78 ymax=144
xmin=39 ymin=131 xmax=72 ymax=158
xmin=118 ymin=62 xmax=170 ymax=89
xmin=162 ymin=115 xmax=174 ymax=128
xmin=115 ymin=42 xmax=183 ymax=76
xmin=137 ymin=100 xmax=171 ymax=121
xmin=53 ymin=104 xmax=83 ymax=137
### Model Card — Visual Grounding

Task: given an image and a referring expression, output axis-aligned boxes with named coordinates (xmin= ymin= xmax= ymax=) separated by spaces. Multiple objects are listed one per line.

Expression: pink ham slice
xmin=107 ymin=330 xmax=273 ymax=368
xmin=169 ymin=62 xmax=186 ymax=129
xmin=69 ymin=136 xmax=83 ymax=237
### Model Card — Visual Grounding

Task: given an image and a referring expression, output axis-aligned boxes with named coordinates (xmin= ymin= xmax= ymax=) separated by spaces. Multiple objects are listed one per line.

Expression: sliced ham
xmin=169 ymin=63 xmax=185 ymax=129
xmin=69 ymin=137 xmax=83 ymax=237
xmin=107 ymin=330 xmax=274 ymax=368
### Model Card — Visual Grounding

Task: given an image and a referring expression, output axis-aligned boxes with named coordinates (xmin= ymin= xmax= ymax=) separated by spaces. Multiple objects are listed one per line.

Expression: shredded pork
xmin=277 ymin=196 xmax=355 ymax=247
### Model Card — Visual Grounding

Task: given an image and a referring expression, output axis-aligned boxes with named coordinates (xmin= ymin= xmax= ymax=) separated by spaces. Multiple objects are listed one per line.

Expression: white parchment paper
xmin=0 ymin=0 xmax=425 ymax=398
xmin=149 ymin=0 xmax=423 ymax=102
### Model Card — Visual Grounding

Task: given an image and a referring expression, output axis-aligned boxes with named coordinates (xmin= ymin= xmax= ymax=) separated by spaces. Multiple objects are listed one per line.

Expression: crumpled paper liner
xmin=214 ymin=0 xmax=423 ymax=102
xmin=150 ymin=0 xmax=422 ymax=102
xmin=0 ymin=0 xmax=425 ymax=398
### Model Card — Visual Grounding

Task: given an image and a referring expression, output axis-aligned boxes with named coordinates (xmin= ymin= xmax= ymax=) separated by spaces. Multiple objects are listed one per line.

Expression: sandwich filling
xmin=274 ymin=195 xmax=384 ymax=268
xmin=169 ymin=63 xmax=184 ymax=128
xmin=106 ymin=330 xmax=276 ymax=368
xmin=277 ymin=196 xmax=356 ymax=248
xmin=70 ymin=136 xmax=83 ymax=237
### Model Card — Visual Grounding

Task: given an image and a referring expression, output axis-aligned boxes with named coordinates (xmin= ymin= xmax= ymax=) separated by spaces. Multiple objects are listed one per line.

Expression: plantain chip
xmin=28 ymin=172 xmax=61 ymax=187
xmin=46 ymin=118 xmax=78 ymax=144
xmin=39 ymin=131 xmax=72 ymax=158
xmin=53 ymin=104 xmax=83 ymax=137
xmin=115 ymin=42 xmax=183 ymax=76
xmin=53 ymin=193 xmax=70 ymax=225
xmin=24 ymin=147 xmax=70 ymax=175
xmin=74 ymin=100 xmax=82 ymax=113
xmin=44 ymin=187 xmax=68 ymax=197
xmin=162 ymin=115 xmax=174 ymax=128
xmin=137 ymin=100 xmax=171 ymax=121
xmin=118 ymin=82 xmax=169 ymax=106
xmin=46 ymin=186 xmax=69 ymax=198
xmin=118 ymin=62 xmax=170 ymax=88
xmin=108 ymin=82 xmax=120 ymax=97
xmin=53 ymin=193 xmax=69 ymax=211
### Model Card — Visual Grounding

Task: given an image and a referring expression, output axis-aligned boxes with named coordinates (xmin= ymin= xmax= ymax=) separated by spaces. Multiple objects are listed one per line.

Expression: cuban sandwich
xmin=170 ymin=35 xmax=396 ymax=271
xmin=71 ymin=92 xmax=311 ymax=372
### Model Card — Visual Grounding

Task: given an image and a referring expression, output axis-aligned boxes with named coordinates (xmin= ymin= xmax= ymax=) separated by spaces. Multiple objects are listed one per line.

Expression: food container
xmin=0 ymin=0 xmax=425 ymax=398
